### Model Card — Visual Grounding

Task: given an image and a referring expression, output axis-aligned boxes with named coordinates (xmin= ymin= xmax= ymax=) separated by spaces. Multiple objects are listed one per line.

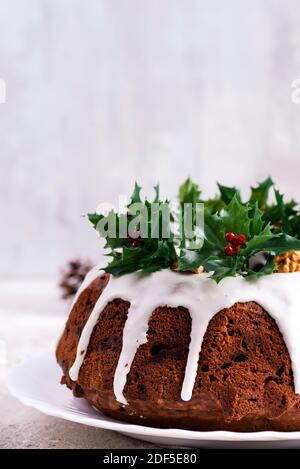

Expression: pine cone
xmin=275 ymin=251 xmax=300 ymax=273
xmin=59 ymin=259 xmax=93 ymax=299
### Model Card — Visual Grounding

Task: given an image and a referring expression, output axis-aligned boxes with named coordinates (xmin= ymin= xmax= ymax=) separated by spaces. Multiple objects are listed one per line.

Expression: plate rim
xmin=6 ymin=350 xmax=300 ymax=443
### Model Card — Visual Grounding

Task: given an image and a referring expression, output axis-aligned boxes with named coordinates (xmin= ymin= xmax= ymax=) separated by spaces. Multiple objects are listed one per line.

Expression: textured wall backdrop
xmin=1 ymin=0 xmax=300 ymax=278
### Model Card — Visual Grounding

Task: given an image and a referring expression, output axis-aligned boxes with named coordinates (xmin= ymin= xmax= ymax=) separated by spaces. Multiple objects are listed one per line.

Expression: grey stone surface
xmin=0 ymin=393 xmax=155 ymax=449
xmin=0 ymin=286 xmax=156 ymax=449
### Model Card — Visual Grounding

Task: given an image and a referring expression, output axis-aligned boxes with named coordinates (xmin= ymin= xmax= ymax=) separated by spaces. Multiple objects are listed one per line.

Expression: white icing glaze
xmin=69 ymin=264 xmax=104 ymax=311
xmin=68 ymin=268 xmax=300 ymax=405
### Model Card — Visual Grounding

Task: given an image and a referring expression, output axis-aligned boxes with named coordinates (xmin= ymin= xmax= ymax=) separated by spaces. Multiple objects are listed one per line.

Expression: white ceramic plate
xmin=6 ymin=351 xmax=300 ymax=448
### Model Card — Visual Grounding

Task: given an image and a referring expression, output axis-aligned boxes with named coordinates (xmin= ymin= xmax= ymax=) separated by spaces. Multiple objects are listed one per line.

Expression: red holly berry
xmin=127 ymin=236 xmax=141 ymax=247
xmin=224 ymin=245 xmax=235 ymax=256
xmin=127 ymin=229 xmax=141 ymax=247
xmin=133 ymin=229 xmax=141 ymax=239
xmin=225 ymin=232 xmax=247 ymax=247
xmin=237 ymin=234 xmax=246 ymax=245
xmin=231 ymin=236 xmax=240 ymax=247
xmin=232 ymin=245 xmax=241 ymax=254
xmin=225 ymin=232 xmax=236 ymax=242
xmin=131 ymin=239 xmax=140 ymax=248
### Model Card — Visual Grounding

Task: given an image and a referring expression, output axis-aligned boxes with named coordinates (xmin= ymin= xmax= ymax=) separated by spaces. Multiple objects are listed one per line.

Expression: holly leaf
xmin=177 ymin=239 xmax=218 ymax=271
xmin=104 ymin=246 xmax=144 ymax=276
xmin=104 ymin=239 xmax=177 ymax=276
xmin=88 ymin=211 xmax=129 ymax=249
xmin=242 ymin=224 xmax=277 ymax=256
xmin=129 ymin=182 xmax=142 ymax=205
xmin=209 ymin=263 xmax=237 ymax=283
xmin=203 ymin=210 xmax=226 ymax=249
xmin=153 ymin=184 xmax=160 ymax=203
xmin=262 ymin=189 xmax=298 ymax=233
xmin=222 ymin=194 xmax=251 ymax=237
xmin=205 ymin=197 xmax=225 ymax=214
xmin=87 ymin=212 xmax=103 ymax=228
xmin=244 ymin=255 xmax=276 ymax=278
xmin=217 ymin=183 xmax=241 ymax=205
xmin=249 ymin=203 xmax=264 ymax=236
xmin=290 ymin=214 xmax=300 ymax=238
xmin=249 ymin=233 xmax=300 ymax=256
xmin=141 ymin=240 xmax=177 ymax=273
xmin=203 ymin=256 xmax=237 ymax=283
xmin=179 ymin=178 xmax=201 ymax=207
xmin=249 ymin=177 xmax=273 ymax=208
xmin=274 ymin=189 xmax=298 ymax=234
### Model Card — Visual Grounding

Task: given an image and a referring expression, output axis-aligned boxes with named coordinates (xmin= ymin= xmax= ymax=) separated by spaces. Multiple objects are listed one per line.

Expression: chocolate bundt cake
xmin=57 ymin=178 xmax=300 ymax=431
xmin=56 ymin=267 xmax=300 ymax=431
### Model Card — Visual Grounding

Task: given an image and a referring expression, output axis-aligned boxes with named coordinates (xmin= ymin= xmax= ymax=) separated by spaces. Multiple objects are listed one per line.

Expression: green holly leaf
xmin=262 ymin=189 xmax=298 ymax=234
xmin=290 ymin=214 xmax=300 ymax=238
xmin=209 ymin=264 xmax=237 ymax=283
xmin=104 ymin=247 xmax=144 ymax=276
xmin=179 ymin=178 xmax=201 ymax=207
xmin=244 ymin=255 xmax=276 ymax=278
xmin=249 ymin=233 xmax=300 ymax=256
xmin=204 ymin=197 xmax=225 ymax=214
xmin=141 ymin=240 xmax=177 ymax=273
xmin=178 ymin=239 xmax=218 ymax=271
xmin=249 ymin=203 xmax=264 ymax=236
xmin=87 ymin=183 xmax=179 ymax=276
xmin=222 ymin=194 xmax=251 ymax=237
xmin=129 ymin=182 xmax=142 ymax=205
xmin=87 ymin=212 xmax=103 ymax=228
xmin=153 ymin=184 xmax=160 ymax=203
xmin=274 ymin=189 xmax=299 ymax=234
xmin=105 ymin=239 xmax=177 ymax=276
xmin=249 ymin=177 xmax=273 ymax=208
xmin=242 ymin=224 xmax=277 ymax=256
xmin=203 ymin=210 xmax=226 ymax=249
xmin=217 ymin=183 xmax=241 ymax=205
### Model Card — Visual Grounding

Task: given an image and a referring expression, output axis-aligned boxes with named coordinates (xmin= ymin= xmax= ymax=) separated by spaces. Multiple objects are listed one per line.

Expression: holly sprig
xmin=214 ymin=177 xmax=299 ymax=233
xmin=88 ymin=178 xmax=300 ymax=282
xmin=177 ymin=193 xmax=300 ymax=282
xmin=88 ymin=183 xmax=177 ymax=276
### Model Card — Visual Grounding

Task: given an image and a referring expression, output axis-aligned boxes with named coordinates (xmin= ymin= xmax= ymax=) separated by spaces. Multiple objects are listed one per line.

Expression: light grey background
xmin=2 ymin=0 xmax=300 ymax=278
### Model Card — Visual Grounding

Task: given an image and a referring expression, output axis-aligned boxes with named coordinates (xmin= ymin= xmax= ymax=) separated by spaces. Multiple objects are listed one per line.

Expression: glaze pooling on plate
xmin=69 ymin=267 xmax=300 ymax=405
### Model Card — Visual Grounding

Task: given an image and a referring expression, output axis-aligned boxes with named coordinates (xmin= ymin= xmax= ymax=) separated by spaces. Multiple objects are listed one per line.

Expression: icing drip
xmin=69 ymin=267 xmax=300 ymax=405
xmin=69 ymin=264 xmax=104 ymax=310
